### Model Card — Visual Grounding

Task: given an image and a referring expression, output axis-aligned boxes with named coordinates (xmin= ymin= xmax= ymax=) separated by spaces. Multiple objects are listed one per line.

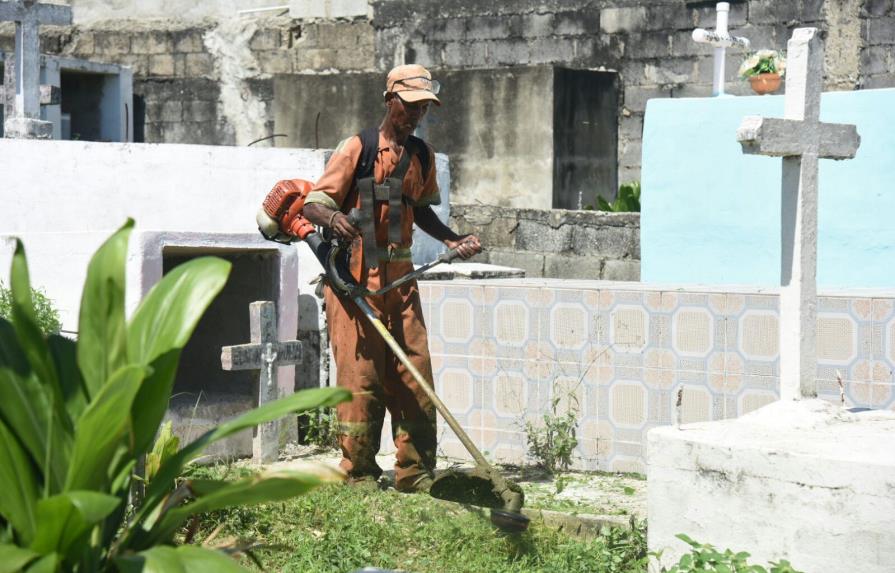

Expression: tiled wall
xmin=380 ymin=279 xmax=895 ymax=474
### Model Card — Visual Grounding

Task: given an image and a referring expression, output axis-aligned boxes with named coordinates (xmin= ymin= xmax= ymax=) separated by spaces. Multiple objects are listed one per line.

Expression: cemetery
xmin=1 ymin=1 xmax=894 ymax=572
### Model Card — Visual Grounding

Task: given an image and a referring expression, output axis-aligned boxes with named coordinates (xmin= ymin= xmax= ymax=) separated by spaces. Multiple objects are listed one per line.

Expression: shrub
xmin=597 ymin=182 xmax=641 ymax=213
xmin=663 ymin=534 xmax=803 ymax=573
xmin=524 ymin=387 xmax=579 ymax=473
xmin=0 ymin=220 xmax=351 ymax=572
xmin=0 ymin=282 xmax=61 ymax=335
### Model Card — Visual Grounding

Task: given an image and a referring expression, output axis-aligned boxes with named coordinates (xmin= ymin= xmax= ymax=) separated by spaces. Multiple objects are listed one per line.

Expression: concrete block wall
xmin=450 ymin=204 xmax=640 ymax=280
xmin=3 ymin=1 xmax=890 ymax=181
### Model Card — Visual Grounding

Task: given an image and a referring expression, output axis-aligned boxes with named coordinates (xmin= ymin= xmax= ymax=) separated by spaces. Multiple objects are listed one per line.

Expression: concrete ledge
xmin=647 ymin=399 xmax=895 ymax=572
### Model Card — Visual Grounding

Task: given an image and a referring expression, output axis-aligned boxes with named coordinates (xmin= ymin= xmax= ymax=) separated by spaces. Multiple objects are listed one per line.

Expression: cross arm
xmin=737 ymin=116 xmax=860 ymax=160
xmin=221 ymin=344 xmax=264 ymax=371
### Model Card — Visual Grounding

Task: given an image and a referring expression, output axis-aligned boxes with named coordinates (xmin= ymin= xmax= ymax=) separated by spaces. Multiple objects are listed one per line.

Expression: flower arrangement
xmin=738 ymin=49 xmax=786 ymax=79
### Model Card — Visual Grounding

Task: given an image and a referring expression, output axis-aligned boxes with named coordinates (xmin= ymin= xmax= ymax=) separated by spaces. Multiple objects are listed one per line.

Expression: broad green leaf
xmin=145 ymin=421 xmax=180 ymax=484
xmin=129 ymin=387 xmax=350 ymax=548
xmin=116 ymin=545 xmax=248 ymax=573
xmin=0 ymin=368 xmax=70 ymax=494
xmin=130 ymin=351 xmax=181 ymax=457
xmin=8 ymin=241 xmax=63 ymax=417
xmin=0 ymin=418 xmax=38 ymax=543
xmin=47 ymin=335 xmax=88 ymax=423
xmin=127 ymin=257 xmax=231 ymax=366
xmin=31 ymin=491 xmax=120 ymax=557
xmin=0 ymin=318 xmax=29 ymax=375
xmin=65 ymin=365 xmax=146 ymax=491
xmin=77 ymin=221 xmax=133 ymax=399
xmin=0 ymin=544 xmax=39 ymax=573
xmin=148 ymin=471 xmax=324 ymax=544
xmin=24 ymin=554 xmax=57 ymax=573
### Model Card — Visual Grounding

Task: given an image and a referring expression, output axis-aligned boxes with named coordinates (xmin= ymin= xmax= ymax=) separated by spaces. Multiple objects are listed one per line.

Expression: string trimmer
xmin=257 ymin=179 xmax=530 ymax=533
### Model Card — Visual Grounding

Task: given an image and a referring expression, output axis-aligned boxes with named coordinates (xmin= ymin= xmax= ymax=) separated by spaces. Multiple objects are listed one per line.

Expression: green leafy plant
xmin=663 ymin=534 xmax=803 ymax=573
xmin=0 ymin=220 xmax=351 ymax=572
xmin=524 ymin=385 xmax=580 ymax=473
xmin=298 ymin=407 xmax=340 ymax=451
xmin=738 ymin=50 xmax=786 ymax=79
xmin=597 ymin=181 xmax=641 ymax=213
xmin=0 ymin=282 xmax=61 ymax=335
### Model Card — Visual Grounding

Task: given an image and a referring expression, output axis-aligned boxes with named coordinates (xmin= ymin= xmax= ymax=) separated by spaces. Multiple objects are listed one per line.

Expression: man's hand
xmin=330 ymin=211 xmax=361 ymax=241
xmin=445 ymin=235 xmax=482 ymax=260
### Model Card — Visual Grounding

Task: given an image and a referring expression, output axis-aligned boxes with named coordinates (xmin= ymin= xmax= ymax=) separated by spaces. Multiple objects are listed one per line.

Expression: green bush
xmin=0 ymin=282 xmax=61 ymax=335
xmin=524 ymin=386 xmax=579 ymax=473
xmin=663 ymin=534 xmax=803 ymax=573
xmin=0 ymin=220 xmax=351 ymax=572
xmin=597 ymin=181 xmax=641 ymax=213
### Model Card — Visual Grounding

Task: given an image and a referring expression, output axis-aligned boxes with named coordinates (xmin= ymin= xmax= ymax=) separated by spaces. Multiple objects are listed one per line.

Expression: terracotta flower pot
xmin=749 ymin=72 xmax=782 ymax=95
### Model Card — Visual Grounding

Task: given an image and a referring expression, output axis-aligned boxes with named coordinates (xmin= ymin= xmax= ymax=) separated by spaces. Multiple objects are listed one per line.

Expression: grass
xmin=187 ymin=465 xmax=649 ymax=573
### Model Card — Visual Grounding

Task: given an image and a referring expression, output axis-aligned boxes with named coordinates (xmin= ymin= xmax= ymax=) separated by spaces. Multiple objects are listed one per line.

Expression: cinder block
xmin=748 ymin=0 xmax=800 ymax=25
xmin=601 ymin=259 xmax=640 ymax=281
xmin=257 ymin=50 xmax=293 ymax=74
xmin=148 ymin=54 xmax=176 ymax=76
xmin=623 ymin=85 xmax=670 ymax=113
xmin=554 ymin=10 xmax=599 ymax=36
xmin=543 ymin=254 xmax=604 ymax=280
xmin=185 ymin=52 xmax=215 ymax=77
xmin=526 ymin=36 xmax=576 ymax=64
xmin=515 ymin=217 xmax=572 ymax=253
xmin=172 ymin=29 xmax=206 ymax=53
xmin=66 ymin=31 xmax=95 ymax=57
xmin=869 ymin=16 xmax=895 ymax=45
xmin=466 ymin=15 xmax=518 ymax=41
xmin=131 ymin=31 xmax=172 ymax=55
xmin=249 ymin=28 xmax=281 ymax=51
xmin=522 ymin=13 xmax=554 ymax=37
xmin=94 ymin=32 xmax=131 ymax=56
xmin=185 ymin=100 xmax=216 ymax=122
xmin=860 ymin=45 xmax=891 ymax=75
xmin=600 ymin=6 xmax=647 ymax=34
xmin=570 ymin=225 xmax=638 ymax=259
xmin=624 ymin=31 xmax=672 ymax=59
xmin=487 ymin=250 xmax=544 ymax=278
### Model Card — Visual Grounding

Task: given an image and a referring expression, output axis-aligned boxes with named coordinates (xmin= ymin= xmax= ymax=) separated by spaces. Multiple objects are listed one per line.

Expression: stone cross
xmin=736 ymin=28 xmax=860 ymax=401
xmin=691 ymin=2 xmax=750 ymax=97
xmin=0 ymin=0 xmax=71 ymax=139
xmin=221 ymin=301 xmax=302 ymax=463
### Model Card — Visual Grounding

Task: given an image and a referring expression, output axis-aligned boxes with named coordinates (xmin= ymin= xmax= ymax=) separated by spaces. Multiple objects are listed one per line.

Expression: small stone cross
xmin=691 ymin=2 xmax=750 ymax=96
xmin=0 ymin=0 xmax=71 ymax=139
xmin=736 ymin=28 xmax=861 ymax=401
xmin=221 ymin=301 xmax=302 ymax=463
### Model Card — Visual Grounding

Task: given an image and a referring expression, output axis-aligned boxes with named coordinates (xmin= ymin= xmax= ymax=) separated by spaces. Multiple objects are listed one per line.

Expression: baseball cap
xmin=385 ymin=64 xmax=441 ymax=105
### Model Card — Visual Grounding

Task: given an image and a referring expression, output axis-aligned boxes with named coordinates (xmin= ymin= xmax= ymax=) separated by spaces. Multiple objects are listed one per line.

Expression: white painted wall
xmin=0 ymin=138 xmax=327 ymax=330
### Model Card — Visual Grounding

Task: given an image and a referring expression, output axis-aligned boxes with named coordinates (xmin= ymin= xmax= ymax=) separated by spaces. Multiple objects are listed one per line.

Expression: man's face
xmin=389 ymin=94 xmax=431 ymax=132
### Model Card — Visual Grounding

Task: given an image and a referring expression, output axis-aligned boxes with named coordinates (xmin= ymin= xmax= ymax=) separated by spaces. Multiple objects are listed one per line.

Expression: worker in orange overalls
xmin=303 ymin=64 xmax=481 ymax=492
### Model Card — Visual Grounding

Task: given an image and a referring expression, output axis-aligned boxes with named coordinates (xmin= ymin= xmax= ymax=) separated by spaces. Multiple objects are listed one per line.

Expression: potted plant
xmin=738 ymin=49 xmax=786 ymax=95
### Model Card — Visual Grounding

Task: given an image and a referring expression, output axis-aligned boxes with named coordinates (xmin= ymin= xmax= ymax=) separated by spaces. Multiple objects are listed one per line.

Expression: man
xmin=303 ymin=64 xmax=481 ymax=492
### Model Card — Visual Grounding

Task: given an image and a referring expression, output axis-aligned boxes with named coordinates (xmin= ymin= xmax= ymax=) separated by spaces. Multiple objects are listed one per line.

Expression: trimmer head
xmin=429 ymin=468 xmax=530 ymax=533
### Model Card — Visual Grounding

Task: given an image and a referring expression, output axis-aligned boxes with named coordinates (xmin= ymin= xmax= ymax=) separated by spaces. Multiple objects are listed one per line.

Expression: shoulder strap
xmin=355 ymin=127 xmax=379 ymax=181
xmin=406 ymin=134 xmax=431 ymax=183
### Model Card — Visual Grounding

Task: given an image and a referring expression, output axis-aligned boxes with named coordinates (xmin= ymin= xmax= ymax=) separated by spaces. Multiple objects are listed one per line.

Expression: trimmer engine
xmin=256 ymin=178 xmax=317 ymax=243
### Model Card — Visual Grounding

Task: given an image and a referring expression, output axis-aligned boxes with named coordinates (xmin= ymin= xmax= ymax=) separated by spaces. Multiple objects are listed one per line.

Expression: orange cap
xmin=385 ymin=64 xmax=441 ymax=105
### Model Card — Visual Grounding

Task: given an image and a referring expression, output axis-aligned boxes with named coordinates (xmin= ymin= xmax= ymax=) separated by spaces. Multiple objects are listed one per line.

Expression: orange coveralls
xmin=305 ymin=132 xmax=441 ymax=489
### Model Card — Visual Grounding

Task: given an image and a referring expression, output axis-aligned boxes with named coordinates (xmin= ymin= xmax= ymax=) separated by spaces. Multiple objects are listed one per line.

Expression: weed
xmin=524 ymin=387 xmax=580 ymax=473
xmin=661 ymin=534 xmax=804 ymax=573
xmin=298 ymin=406 xmax=340 ymax=450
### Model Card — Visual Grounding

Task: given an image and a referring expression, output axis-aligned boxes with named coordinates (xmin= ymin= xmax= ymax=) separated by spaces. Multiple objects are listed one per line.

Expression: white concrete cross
xmin=692 ymin=2 xmax=750 ymax=96
xmin=0 ymin=0 xmax=71 ymax=139
xmin=221 ymin=301 xmax=303 ymax=463
xmin=736 ymin=28 xmax=861 ymax=401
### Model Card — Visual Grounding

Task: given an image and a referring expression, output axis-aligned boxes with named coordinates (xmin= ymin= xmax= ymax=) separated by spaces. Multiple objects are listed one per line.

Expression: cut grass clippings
xmin=188 ymin=465 xmax=649 ymax=573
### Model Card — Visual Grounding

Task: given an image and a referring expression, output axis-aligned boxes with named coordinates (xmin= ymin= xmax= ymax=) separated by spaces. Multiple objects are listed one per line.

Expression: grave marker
xmin=221 ymin=301 xmax=302 ymax=463
xmin=0 ymin=0 xmax=71 ymax=138
xmin=736 ymin=28 xmax=861 ymax=401
xmin=691 ymin=2 xmax=750 ymax=96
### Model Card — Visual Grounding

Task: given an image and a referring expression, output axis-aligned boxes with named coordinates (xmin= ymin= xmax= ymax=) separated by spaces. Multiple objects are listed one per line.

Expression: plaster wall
xmin=640 ymin=88 xmax=895 ymax=289
xmin=648 ymin=400 xmax=895 ymax=572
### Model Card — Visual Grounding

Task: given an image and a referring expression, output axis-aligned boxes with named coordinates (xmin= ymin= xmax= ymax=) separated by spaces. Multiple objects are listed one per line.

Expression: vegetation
xmin=663 ymin=535 xmax=802 ymax=573
xmin=523 ymin=386 xmax=580 ymax=473
xmin=0 ymin=282 xmax=61 ymax=335
xmin=737 ymin=50 xmax=786 ymax=79
xmin=597 ymin=182 xmax=641 ymax=213
xmin=189 ymin=463 xmax=650 ymax=573
xmin=0 ymin=220 xmax=351 ymax=572
xmin=298 ymin=407 xmax=340 ymax=451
